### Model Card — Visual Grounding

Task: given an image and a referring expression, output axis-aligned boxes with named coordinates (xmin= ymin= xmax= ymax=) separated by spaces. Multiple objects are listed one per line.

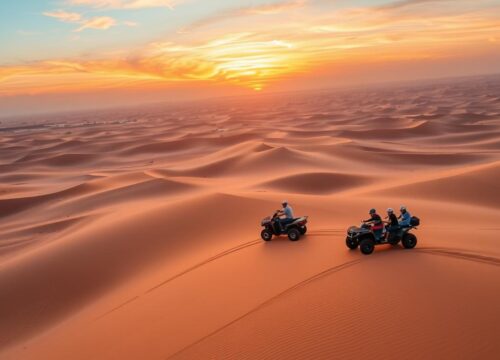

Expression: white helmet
xmin=387 ymin=208 xmax=394 ymax=213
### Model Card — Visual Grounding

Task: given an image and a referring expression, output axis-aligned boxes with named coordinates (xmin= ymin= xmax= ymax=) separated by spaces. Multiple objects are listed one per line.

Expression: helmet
xmin=400 ymin=205 xmax=406 ymax=211
xmin=387 ymin=208 xmax=394 ymax=213
xmin=282 ymin=200 xmax=288 ymax=205
xmin=369 ymin=208 xmax=376 ymax=214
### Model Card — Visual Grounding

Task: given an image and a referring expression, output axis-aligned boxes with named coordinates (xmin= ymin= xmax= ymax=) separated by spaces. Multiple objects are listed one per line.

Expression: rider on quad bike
xmin=276 ymin=200 xmax=294 ymax=230
xmin=260 ymin=201 xmax=308 ymax=241
xmin=362 ymin=208 xmax=384 ymax=241
xmin=384 ymin=208 xmax=400 ymax=239
xmin=346 ymin=208 xmax=420 ymax=255
xmin=398 ymin=205 xmax=412 ymax=227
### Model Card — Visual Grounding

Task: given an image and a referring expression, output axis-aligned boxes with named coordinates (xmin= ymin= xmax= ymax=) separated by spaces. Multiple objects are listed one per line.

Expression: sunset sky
xmin=1 ymin=0 xmax=500 ymax=115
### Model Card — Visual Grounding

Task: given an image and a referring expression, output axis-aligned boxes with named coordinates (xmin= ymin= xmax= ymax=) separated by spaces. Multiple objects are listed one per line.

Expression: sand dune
xmin=162 ymin=145 xmax=324 ymax=178
xmin=0 ymin=193 xmax=270 ymax=349
xmin=379 ymin=162 xmax=500 ymax=208
xmin=0 ymin=77 xmax=499 ymax=359
xmin=255 ymin=172 xmax=373 ymax=194
xmin=0 ymin=185 xmax=95 ymax=218
xmin=337 ymin=120 xmax=442 ymax=139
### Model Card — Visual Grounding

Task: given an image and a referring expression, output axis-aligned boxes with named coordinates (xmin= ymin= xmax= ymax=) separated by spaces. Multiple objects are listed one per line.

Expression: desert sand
xmin=1 ymin=76 xmax=500 ymax=359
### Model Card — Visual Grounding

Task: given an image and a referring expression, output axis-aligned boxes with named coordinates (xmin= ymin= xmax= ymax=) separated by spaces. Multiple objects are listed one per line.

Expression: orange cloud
xmin=43 ymin=9 xmax=117 ymax=31
xmin=185 ymin=0 xmax=306 ymax=31
xmin=376 ymin=0 xmax=448 ymax=11
xmin=43 ymin=10 xmax=82 ymax=22
xmin=75 ymin=16 xmax=117 ymax=31
xmin=0 ymin=32 xmax=306 ymax=95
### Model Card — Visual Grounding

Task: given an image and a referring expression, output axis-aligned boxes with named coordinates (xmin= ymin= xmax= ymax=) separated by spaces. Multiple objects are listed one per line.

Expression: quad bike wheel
xmin=288 ymin=228 xmax=301 ymax=241
xmin=359 ymin=239 xmax=375 ymax=255
xmin=402 ymin=233 xmax=417 ymax=249
xmin=261 ymin=229 xmax=273 ymax=241
xmin=299 ymin=226 xmax=307 ymax=235
xmin=346 ymin=236 xmax=359 ymax=249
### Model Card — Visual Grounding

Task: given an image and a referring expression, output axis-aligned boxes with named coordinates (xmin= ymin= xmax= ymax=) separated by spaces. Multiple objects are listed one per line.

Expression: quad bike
xmin=345 ymin=216 xmax=420 ymax=255
xmin=261 ymin=211 xmax=308 ymax=241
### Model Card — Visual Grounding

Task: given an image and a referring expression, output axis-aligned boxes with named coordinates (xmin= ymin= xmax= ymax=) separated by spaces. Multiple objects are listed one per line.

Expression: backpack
xmin=410 ymin=216 xmax=420 ymax=226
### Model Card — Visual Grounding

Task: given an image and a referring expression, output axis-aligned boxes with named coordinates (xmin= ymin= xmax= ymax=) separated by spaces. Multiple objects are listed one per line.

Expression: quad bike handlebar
xmin=272 ymin=210 xmax=284 ymax=219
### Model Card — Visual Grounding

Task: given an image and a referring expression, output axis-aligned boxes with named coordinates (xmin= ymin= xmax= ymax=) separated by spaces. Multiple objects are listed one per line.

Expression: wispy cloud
xmin=184 ymin=0 xmax=307 ymax=31
xmin=43 ymin=9 xmax=117 ymax=32
xmin=66 ymin=0 xmax=182 ymax=10
xmin=43 ymin=9 xmax=82 ymax=23
xmin=376 ymin=0 xmax=449 ymax=11
xmin=75 ymin=16 xmax=117 ymax=31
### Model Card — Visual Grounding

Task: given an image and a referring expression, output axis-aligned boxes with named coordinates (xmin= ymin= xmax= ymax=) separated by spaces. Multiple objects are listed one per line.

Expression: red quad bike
xmin=345 ymin=216 xmax=420 ymax=255
xmin=261 ymin=211 xmax=308 ymax=241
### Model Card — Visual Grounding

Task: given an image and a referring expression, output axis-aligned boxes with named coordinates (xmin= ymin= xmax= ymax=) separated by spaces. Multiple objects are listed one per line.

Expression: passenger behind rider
xmin=363 ymin=208 xmax=384 ymax=241
xmin=276 ymin=200 xmax=294 ymax=231
xmin=385 ymin=208 xmax=400 ymax=238
xmin=398 ymin=205 xmax=412 ymax=227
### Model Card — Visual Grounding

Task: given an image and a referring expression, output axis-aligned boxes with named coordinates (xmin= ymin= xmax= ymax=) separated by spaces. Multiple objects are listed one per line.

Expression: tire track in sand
xmin=165 ymin=259 xmax=361 ymax=360
xmin=144 ymin=230 xmax=341 ymax=295
xmin=95 ymin=296 xmax=140 ymax=320
xmin=96 ymin=238 xmax=263 ymax=320
xmin=165 ymin=245 xmax=500 ymax=359
xmin=144 ymin=238 xmax=263 ymax=294
xmin=96 ymin=230 xmax=342 ymax=320
xmin=416 ymin=247 xmax=500 ymax=267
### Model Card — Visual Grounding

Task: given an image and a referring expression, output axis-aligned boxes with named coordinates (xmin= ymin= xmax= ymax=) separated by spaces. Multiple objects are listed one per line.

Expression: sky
xmin=1 ymin=0 xmax=500 ymax=116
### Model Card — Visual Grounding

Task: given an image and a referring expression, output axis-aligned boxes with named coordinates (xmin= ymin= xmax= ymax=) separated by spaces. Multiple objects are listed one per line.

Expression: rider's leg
xmin=281 ymin=218 xmax=293 ymax=229
xmin=277 ymin=219 xmax=284 ymax=232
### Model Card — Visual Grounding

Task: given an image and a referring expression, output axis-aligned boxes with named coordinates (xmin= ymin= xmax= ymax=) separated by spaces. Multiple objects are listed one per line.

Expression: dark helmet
xmin=369 ymin=208 xmax=376 ymax=214
xmin=282 ymin=200 xmax=288 ymax=207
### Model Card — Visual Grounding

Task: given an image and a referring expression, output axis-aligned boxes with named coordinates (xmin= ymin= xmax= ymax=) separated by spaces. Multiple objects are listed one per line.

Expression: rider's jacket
xmin=366 ymin=213 xmax=383 ymax=230
xmin=399 ymin=211 xmax=411 ymax=226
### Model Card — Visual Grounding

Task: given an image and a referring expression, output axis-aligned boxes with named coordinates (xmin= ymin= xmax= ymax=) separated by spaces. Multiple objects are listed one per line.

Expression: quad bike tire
xmin=346 ymin=236 xmax=359 ymax=249
xmin=359 ymin=239 xmax=375 ymax=255
xmin=402 ymin=233 xmax=417 ymax=249
xmin=288 ymin=228 xmax=301 ymax=241
xmin=299 ymin=226 xmax=307 ymax=235
xmin=261 ymin=229 xmax=273 ymax=241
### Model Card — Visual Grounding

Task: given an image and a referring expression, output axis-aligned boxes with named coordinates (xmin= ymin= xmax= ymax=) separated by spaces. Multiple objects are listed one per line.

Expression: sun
xmin=253 ymin=85 xmax=263 ymax=91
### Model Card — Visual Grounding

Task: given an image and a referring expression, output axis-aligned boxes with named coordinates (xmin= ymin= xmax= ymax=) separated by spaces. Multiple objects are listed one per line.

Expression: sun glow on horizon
xmin=0 ymin=33 xmax=306 ymax=95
